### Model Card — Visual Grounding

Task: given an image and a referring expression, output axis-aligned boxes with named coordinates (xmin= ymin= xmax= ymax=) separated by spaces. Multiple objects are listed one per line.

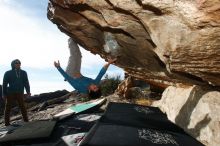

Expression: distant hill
xmin=0 ymin=89 xmax=69 ymax=117
xmin=25 ymin=90 xmax=69 ymax=103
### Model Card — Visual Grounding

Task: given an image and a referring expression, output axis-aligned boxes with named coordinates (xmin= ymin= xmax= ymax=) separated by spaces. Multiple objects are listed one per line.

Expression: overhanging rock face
xmin=47 ymin=0 xmax=220 ymax=88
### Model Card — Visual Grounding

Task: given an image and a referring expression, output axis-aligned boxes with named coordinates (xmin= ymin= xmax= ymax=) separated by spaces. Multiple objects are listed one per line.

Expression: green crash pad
xmin=54 ymin=98 xmax=106 ymax=119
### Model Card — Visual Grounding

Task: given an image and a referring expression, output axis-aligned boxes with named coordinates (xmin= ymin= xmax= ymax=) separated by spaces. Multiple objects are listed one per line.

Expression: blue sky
xmin=0 ymin=0 xmax=124 ymax=95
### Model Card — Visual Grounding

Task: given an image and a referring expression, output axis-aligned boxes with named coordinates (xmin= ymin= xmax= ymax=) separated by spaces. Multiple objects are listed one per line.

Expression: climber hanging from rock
xmin=54 ymin=38 xmax=117 ymax=99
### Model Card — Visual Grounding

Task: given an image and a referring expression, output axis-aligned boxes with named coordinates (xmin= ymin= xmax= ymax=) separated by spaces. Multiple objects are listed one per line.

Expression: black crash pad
xmin=100 ymin=102 xmax=184 ymax=133
xmin=80 ymin=122 xmax=204 ymax=146
xmin=79 ymin=102 xmax=204 ymax=146
xmin=0 ymin=120 xmax=56 ymax=143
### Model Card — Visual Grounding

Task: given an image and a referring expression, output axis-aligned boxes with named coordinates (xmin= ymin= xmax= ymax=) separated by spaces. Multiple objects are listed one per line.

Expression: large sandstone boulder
xmin=46 ymin=1 xmax=220 ymax=145
xmin=47 ymin=0 xmax=220 ymax=88
xmin=153 ymin=86 xmax=220 ymax=146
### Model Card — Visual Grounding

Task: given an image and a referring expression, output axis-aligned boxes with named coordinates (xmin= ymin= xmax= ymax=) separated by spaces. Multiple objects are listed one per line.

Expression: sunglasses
xmin=15 ymin=62 xmax=21 ymax=64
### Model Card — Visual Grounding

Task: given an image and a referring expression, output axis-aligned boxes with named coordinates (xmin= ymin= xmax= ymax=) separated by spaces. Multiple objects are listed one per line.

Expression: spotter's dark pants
xmin=4 ymin=93 xmax=28 ymax=126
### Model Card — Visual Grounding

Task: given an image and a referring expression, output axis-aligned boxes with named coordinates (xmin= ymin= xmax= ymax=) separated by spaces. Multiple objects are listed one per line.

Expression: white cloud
xmin=0 ymin=4 xmax=71 ymax=68
xmin=80 ymin=48 xmax=106 ymax=69
xmin=105 ymin=69 xmax=124 ymax=79
xmin=30 ymin=80 xmax=74 ymax=95
xmin=0 ymin=1 xmax=124 ymax=95
xmin=0 ymin=2 xmax=105 ymax=69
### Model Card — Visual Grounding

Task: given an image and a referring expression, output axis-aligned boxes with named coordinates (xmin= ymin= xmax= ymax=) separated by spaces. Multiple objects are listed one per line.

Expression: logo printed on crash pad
xmin=138 ymin=129 xmax=179 ymax=146
xmin=134 ymin=106 xmax=154 ymax=115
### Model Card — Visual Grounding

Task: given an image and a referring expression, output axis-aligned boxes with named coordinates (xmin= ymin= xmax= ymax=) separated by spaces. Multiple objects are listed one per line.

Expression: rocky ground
xmin=0 ymin=88 xmax=161 ymax=128
xmin=0 ymin=90 xmax=70 ymax=127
